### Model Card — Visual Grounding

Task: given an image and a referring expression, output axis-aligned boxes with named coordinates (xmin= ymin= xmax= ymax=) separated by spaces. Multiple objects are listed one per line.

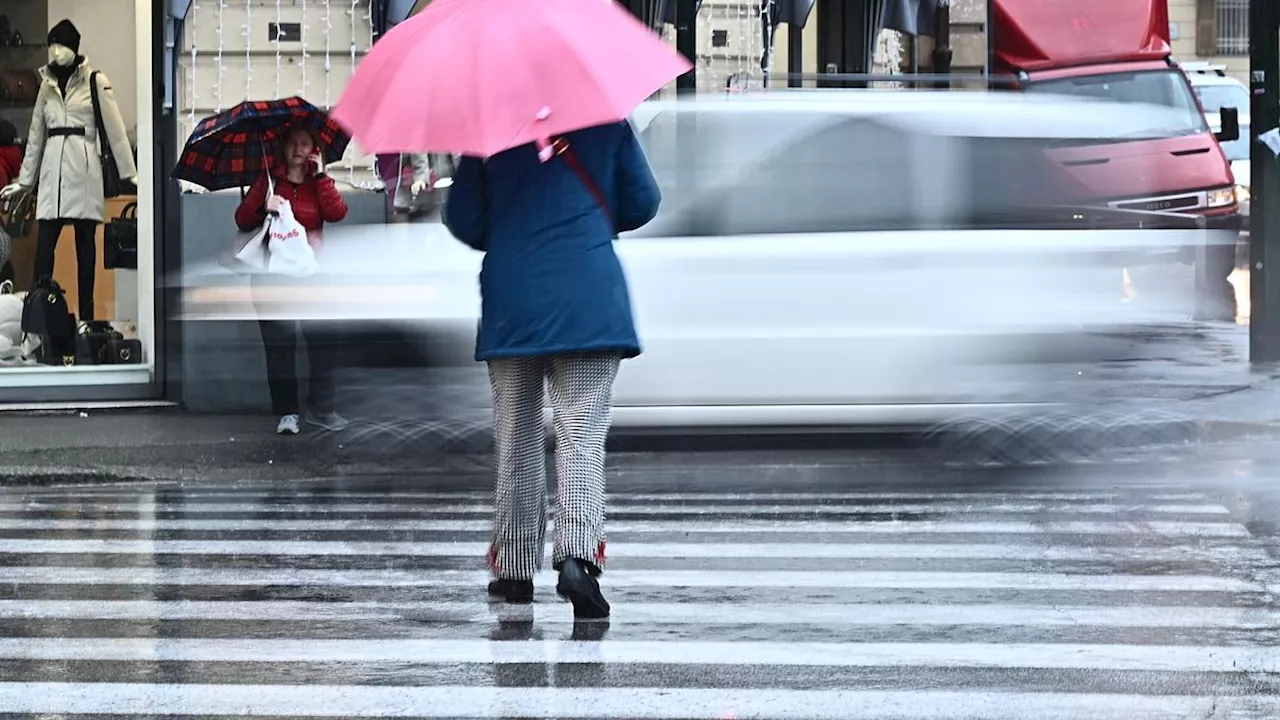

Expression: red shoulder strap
xmin=550 ymin=137 xmax=615 ymax=232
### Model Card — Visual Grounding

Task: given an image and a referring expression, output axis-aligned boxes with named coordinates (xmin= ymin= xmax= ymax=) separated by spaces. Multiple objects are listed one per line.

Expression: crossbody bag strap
xmin=88 ymin=71 xmax=114 ymax=166
xmin=550 ymin=137 xmax=615 ymax=232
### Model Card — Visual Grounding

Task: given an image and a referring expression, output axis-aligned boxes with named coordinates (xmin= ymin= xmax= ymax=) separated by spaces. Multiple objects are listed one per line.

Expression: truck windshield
xmin=1024 ymin=70 xmax=1209 ymax=136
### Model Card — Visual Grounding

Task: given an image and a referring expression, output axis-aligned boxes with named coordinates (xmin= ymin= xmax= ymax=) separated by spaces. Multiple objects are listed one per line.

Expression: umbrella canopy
xmin=331 ymin=0 xmax=692 ymax=158
xmin=172 ymin=96 xmax=352 ymax=191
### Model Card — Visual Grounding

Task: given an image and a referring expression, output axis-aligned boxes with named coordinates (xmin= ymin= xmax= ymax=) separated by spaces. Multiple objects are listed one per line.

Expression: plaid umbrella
xmin=172 ymin=96 xmax=352 ymax=191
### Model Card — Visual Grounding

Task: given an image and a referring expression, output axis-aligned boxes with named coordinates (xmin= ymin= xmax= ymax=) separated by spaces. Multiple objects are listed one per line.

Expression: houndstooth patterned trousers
xmin=486 ymin=352 xmax=621 ymax=581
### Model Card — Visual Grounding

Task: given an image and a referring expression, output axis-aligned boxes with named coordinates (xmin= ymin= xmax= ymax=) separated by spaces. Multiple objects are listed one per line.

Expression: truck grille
xmin=1112 ymin=194 xmax=1203 ymax=213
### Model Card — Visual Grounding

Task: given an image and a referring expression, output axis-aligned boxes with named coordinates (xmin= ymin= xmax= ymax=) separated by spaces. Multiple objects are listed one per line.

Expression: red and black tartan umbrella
xmin=171 ymin=96 xmax=352 ymax=191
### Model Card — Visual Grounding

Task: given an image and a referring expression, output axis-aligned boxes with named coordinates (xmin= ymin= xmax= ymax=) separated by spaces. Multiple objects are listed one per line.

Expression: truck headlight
xmin=1236 ymin=185 xmax=1250 ymax=203
xmin=1208 ymin=187 xmax=1237 ymax=207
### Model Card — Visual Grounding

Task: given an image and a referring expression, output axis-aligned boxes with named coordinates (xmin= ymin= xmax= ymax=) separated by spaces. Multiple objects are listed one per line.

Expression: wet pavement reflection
xmin=0 ymin=454 xmax=1276 ymax=717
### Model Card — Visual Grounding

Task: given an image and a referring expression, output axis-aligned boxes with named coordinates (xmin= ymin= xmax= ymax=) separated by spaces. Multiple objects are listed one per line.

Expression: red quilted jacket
xmin=234 ymin=167 xmax=349 ymax=248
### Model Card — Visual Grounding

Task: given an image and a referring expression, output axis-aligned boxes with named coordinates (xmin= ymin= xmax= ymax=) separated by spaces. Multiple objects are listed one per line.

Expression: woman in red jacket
xmin=235 ymin=122 xmax=349 ymax=435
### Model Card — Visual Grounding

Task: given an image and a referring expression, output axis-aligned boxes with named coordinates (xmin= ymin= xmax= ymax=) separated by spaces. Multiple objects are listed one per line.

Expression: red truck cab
xmin=992 ymin=0 xmax=1241 ymax=230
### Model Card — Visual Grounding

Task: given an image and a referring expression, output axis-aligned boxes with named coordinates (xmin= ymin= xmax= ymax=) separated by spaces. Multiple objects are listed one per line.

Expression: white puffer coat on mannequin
xmin=17 ymin=60 xmax=136 ymax=222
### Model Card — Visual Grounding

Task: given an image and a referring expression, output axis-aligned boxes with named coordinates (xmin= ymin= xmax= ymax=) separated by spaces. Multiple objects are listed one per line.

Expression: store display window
xmin=0 ymin=0 xmax=153 ymax=390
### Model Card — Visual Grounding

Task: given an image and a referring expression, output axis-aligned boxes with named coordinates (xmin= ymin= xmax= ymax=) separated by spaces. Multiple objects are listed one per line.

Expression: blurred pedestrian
xmin=444 ymin=121 xmax=660 ymax=618
xmin=234 ymin=121 xmax=349 ymax=436
xmin=376 ymin=152 xmax=454 ymax=221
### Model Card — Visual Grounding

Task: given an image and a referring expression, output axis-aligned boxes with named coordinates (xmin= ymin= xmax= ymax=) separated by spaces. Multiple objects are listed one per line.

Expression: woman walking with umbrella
xmin=333 ymin=0 xmax=687 ymax=618
xmin=447 ymin=125 xmax=660 ymax=618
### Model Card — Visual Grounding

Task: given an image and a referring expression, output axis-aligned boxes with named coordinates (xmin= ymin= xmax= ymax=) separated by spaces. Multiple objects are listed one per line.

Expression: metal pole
xmin=932 ymin=0 xmax=952 ymax=88
xmin=675 ymin=0 xmax=698 ymax=93
xmin=984 ymin=0 xmax=995 ymax=88
xmin=788 ymin=23 xmax=804 ymax=87
xmin=1250 ymin=0 xmax=1280 ymax=361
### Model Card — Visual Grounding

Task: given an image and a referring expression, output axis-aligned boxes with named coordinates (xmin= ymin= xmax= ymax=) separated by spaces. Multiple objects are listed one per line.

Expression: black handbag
xmin=75 ymin=320 xmax=116 ymax=365
xmin=22 ymin=278 xmax=76 ymax=366
xmin=89 ymin=71 xmax=123 ymax=199
xmin=104 ymin=202 xmax=137 ymax=270
xmin=1 ymin=188 xmax=34 ymax=239
xmin=74 ymin=320 xmax=138 ymax=364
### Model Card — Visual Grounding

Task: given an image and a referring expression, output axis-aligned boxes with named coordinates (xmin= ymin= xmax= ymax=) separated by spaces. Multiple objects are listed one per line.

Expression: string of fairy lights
xmin=184 ymin=0 xmax=382 ymax=191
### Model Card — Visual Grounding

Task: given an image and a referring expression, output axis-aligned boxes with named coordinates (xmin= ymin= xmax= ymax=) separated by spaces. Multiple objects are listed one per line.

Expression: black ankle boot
xmin=556 ymin=558 xmax=610 ymax=619
xmin=487 ymin=578 xmax=534 ymax=603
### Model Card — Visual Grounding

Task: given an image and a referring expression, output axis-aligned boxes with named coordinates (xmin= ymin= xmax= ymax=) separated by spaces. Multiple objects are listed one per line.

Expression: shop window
xmin=0 ymin=0 xmax=152 ymax=384
xmin=1216 ymin=0 xmax=1249 ymax=55
xmin=1198 ymin=0 xmax=1249 ymax=56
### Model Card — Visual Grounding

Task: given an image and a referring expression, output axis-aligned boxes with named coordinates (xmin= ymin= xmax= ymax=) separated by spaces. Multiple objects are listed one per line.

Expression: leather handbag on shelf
xmin=74 ymin=320 xmax=140 ymax=365
xmin=21 ymin=278 xmax=76 ymax=366
xmin=105 ymin=333 xmax=142 ymax=364
xmin=1 ymin=188 xmax=35 ymax=239
xmin=74 ymin=320 xmax=117 ymax=366
xmin=104 ymin=202 xmax=137 ymax=270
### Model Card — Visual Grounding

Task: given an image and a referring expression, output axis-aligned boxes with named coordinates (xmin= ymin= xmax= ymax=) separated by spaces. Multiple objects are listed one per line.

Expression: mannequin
xmin=0 ymin=20 xmax=137 ymax=324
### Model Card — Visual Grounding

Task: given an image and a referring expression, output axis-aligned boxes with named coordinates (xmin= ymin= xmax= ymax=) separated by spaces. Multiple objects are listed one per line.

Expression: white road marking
xmin=0 ymin=684 xmax=1269 ymax=719
xmin=0 ymin=638 xmax=1274 ymax=672
xmin=0 ymin=538 xmax=1264 ymax=564
xmin=0 ymin=501 xmax=1233 ymax=515
xmin=0 ymin=517 xmax=1250 ymax=536
xmin=0 ymin=567 xmax=1258 ymax=592
xmin=2 ymin=600 xmax=1276 ymax=628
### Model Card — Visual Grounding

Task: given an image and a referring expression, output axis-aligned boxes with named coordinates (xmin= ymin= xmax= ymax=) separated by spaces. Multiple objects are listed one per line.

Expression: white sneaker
xmin=276 ymin=414 xmax=300 ymax=435
xmin=305 ymin=410 xmax=350 ymax=432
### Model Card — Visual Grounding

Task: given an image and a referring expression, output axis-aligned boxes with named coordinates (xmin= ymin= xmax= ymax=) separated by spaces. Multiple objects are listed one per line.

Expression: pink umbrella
xmin=332 ymin=0 xmax=693 ymax=160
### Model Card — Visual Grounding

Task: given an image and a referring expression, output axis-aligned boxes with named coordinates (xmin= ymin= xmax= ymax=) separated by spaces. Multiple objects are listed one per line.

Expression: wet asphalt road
xmin=0 ymin=451 xmax=1277 ymax=718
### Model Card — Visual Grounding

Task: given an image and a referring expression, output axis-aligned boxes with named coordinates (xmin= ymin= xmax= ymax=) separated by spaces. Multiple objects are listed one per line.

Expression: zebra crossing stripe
xmin=0 ymin=637 xmax=1275 ymax=672
xmin=0 ymin=684 xmax=1274 ymax=718
xmin=1 ymin=600 xmax=1276 ymax=628
xmin=0 ymin=538 xmax=1263 ymax=563
xmin=0 ymin=500 xmax=1231 ymax=514
xmin=5 ymin=490 xmax=1214 ymax=501
xmin=0 ymin=566 xmax=1257 ymax=591
xmin=0 ymin=518 xmax=1250 ymax=536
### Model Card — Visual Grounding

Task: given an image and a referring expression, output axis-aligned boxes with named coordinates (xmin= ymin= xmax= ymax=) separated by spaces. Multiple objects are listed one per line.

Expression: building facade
xmin=16 ymin=0 xmax=1235 ymax=410
xmin=1175 ymin=0 xmax=1249 ymax=83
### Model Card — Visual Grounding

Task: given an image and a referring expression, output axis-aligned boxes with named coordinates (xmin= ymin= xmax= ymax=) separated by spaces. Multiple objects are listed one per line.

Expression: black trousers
xmin=257 ymin=318 xmax=338 ymax=416
xmin=34 ymin=218 xmax=98 ymax=322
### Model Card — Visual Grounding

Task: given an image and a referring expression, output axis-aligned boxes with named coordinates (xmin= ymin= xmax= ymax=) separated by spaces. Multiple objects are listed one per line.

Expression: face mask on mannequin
xmin=47 ymin=43 xmax=75 ymax=67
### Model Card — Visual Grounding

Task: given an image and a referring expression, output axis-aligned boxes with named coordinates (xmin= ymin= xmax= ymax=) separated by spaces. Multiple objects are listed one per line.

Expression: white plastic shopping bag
xmin=222 ymin=172 xmax=275 ymax=274
xmin=226 ymin=217 xmax=272 ymax=272
xmin=266 ymin=199 xmax=320 ymax=277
